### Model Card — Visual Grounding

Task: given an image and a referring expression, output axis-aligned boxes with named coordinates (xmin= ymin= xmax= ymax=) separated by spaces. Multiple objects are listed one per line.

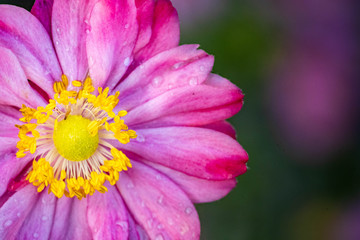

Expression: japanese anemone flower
xmin=0 ymin=0 xmax=248 ymax=239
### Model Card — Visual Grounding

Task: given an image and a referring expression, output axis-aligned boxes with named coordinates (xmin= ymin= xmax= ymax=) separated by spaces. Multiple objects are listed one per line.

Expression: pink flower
xmin=0 ymin=0 xmax=248 ymax=239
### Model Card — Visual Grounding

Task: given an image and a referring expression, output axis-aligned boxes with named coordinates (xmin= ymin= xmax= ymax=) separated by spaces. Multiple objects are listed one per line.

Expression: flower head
xmin=0 ymin=0 xmax=248 ymax=239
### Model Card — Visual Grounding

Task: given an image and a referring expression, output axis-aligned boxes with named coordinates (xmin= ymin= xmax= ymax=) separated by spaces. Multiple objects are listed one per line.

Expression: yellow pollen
xmin=53 ymin=115 xmax=99 ymax=162
xmin=16 ymin=75 xmax=137 ymax=199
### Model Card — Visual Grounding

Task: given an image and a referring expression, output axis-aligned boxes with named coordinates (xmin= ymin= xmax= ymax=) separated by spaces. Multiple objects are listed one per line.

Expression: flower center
xmin=53 ymin=115 xmax=99 ymax=162
xmin=15 ymin=75 xmax=136 ymax=199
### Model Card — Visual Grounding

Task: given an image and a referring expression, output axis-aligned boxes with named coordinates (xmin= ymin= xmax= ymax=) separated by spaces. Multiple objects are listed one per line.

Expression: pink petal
xmin=52 ymin=0 xmax=94 ymax=81
xmin=63 ymin=198 xmax=92 ymax=239
xmin=121 ymin=127 xmax=248 ymax=180
xmin=143 ymin=160 xmax=237 ymax=203
xmin=0 ymin=185 xmax=38 ymax=238
xmin=124 ymin=75 xmax=243 ymax=127
xmin=117 ymin=161 xmax=200 ymax=240
xmin=88 ymin=186 xmax=129 ymax=240
xmin=202 ymin=121 xmax=237 ymax=139
xmin=48 ymin=197 xmax=74 ymax=239
xmin=0 ymin=47 xmax=47 ymax=108
xmin=0 ymin=105 xmax=22 ymax=138
xmin=86 ymin=0 xmax=138 ymax=89
xmin=0 ymin=152 xmax=32 ymax=198
xmin=134 ymin=0 xmax=180 ymax=64
xmin=0 ymin=5 xmax=62 ymax=95
xmin=127 ymin=210 xmax=150 ymax=240
xmin=114 ymin=45 xmax=214 ymax=111
xmin=31 ymin=0 xmax=54 ymax=35
xmin=0 ymin=138 xmax=17 ymax=157
xmin=16 ymin=192 xmax=57 ymax=239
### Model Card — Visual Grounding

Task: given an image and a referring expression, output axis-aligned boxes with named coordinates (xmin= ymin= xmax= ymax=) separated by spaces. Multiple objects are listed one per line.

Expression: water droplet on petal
xmin=116 ymin=221 xmax=128 ymax=231
xmin=55 ymin=41 xmax=59 ymax=45
xmin=124 ymin=23 xmax=129 ymax=29
xmin=3 ymin=220 xmax=12 ymax=227
xmin=46 ymin=48 xmax=53 ymax=54
xmin=185 ymin=207 xmax=193 ymax=215
xmin=124 ymin=57 xmax=131 ymax=66
xmin=172 ymin=62 xmax=182 ymax=70
xmin=147 ymin=218 xmax=153 ymax=228
xmin=168 ymin=84 xmax=173 ymax=90
xmin=155 ymin=234 xmax=164 ymax=240
xmin=16 ymin=212 xmax=21 ymax=217
xmin=199 ymin=65 xmax=205 ymax=72
xmin=152 ymin=76 xmax=163 ymax=88
xmin=136 ymin=134 xmax=145 ymax=143
xmin=189 ymin=77 xmax=198 ymax=86
xmin=56 ymin=27 xmax=61 ymax=34
xmin=157 ymin=224 xmax=164 ymax=230
xmin=167 ymin=218 xmax=174 ymax=226
xmin=157 ymin=195 xmax=164 ymax=205
xmin=127 ymin=182 xmax=134 ymax=189
xmin=33 ymin=232 xmax=39 ymax=238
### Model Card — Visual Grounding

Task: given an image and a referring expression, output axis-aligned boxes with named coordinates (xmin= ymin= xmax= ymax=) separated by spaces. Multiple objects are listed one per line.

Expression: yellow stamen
xmin=16 ymin=75 xmax=136 ymax=199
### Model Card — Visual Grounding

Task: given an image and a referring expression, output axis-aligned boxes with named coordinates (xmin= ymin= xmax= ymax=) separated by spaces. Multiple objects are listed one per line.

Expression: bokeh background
xmin=1 ymin=0 xmax=359 ymax=239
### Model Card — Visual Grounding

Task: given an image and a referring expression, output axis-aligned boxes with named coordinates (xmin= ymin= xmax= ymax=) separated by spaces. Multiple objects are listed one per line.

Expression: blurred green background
xmin=1 ymin=0 xmax=359 ymax=239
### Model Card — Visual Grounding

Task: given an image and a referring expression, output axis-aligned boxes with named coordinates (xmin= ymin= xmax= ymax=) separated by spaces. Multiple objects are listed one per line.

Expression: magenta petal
xmin=0 ymin=5 xmax=62 ymax=95
xmin=134 ymin=0 xmax=180 ymax=64
xmin=86 ymin=0 xmax=138 ymax=89
xmin=115 ymin=45 xmax=213 ymax=111
xmin=0 ymin=185 xmax=38 ymax=238
xmin=201 ymin=121 xmax=237 ymax=139
xmin=31 ymin=0 xmax=54 ymax=35
xmin=121 ymin=127 xmax=248 ymax=180
xmin=52 ymin=0 xmax=93 ymax=81
xmin=48 ymin=197 xmax=73 ymax=239
xmin=87 ymin=186 xmax=129 ymax=240
xmin=133 ymin=0 xmax=155 ymax=53
xmin=17 ymin=192 xmax=57 ymax=239
xmin=117 ymin=161 xmax=200 ymax=239
xmin=144 ymin=160 xmax=237 ymax=203
xmin=124 ymin=75 xmax=243 ymax=127
xmin=0 ymin=47 xmax=47 ymax=108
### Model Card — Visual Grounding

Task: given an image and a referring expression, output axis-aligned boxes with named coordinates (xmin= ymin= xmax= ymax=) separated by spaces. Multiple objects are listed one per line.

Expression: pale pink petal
xmin=134 ymin=0 xmax=179 ymax=64
xmin=0 ymin=152 xmax=32 ymax=198
xmin=0 ymin=47 xmax=48 ymax=108
xmin=48 ymin=197 xmax=74 ymax=240
xmin=0 ymin=185 xmax=38 ymax=238
xmin=88 ymin=186 xmax=129 ymax=240
xmin=31 ymin=0 xmax=54 ymax=35
xmin=121 ymin=127 xmax=248 ymax=180
xmin=0 ymin=5 xmax=62 ymax=95
xmin=52 ymin=0 xmax=94 ymax=81
xmin=124 ymin=75 xmax=243 ymax=127
xmin=114 ymin=45 xmax=213 ymax=111
xmin=0 ymin=105 xmax=22 ymax=138
xmin=117 ymin=161 xmax=200 ymax=240
xmin=86 ymin=0 xmax=138 ymax=89
xmin=16 ymin=192 xmax=57 ymax=239
xmin=202 ymin=121 xmax=237 ymax=139
xmin=143 ymin=160 xmax=237 ymax=203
